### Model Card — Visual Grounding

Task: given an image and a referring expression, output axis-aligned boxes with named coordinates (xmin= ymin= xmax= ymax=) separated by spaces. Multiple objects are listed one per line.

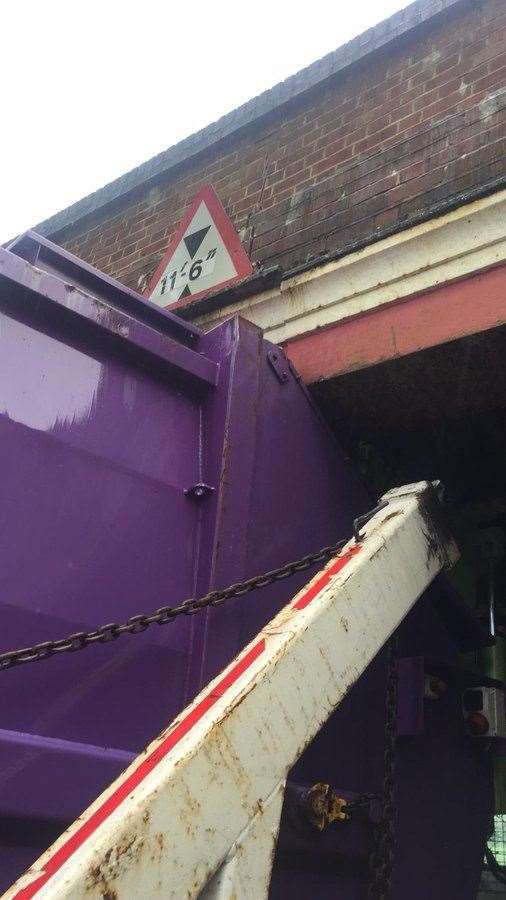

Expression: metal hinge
xmin=267 ymin=349 xmax=289 ymax=384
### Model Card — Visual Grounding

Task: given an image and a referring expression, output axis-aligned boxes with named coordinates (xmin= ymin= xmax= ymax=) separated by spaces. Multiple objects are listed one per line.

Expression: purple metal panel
xmin=397 ymin=657 xmax=426 ymax=736
xmin=194 ymin=322 xmax=368 ymax=691
xmin=7 ymin=230 xmax=202 ymax=344
xmin=0 ymin=235 xmax=495 ymax=898
xmin=0 ymin=248 xmax=218 ymax=387
xmin=0 ymin=730 xmax=133 ymax=821
xmin=0 ymin=237 xmax=372 ymax=892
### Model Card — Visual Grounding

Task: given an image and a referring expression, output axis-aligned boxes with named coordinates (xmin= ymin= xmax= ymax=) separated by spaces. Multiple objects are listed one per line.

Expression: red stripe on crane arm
xmin=295 ymin=545 xmax=361 ymax=609
xmin=12 ymin=545 xmax=359 ymax=899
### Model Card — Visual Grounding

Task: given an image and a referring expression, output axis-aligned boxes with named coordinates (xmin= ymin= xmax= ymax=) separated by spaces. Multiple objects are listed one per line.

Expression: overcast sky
xmin=0 ymin=0 xmax=411 ymax=244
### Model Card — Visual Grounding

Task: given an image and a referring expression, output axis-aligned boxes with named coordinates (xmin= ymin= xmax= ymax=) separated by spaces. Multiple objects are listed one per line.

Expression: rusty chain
xmin=369 ymin=637 xmax=399 ymax=900
xmin=0 ymin=538 xmax=348 ymax=673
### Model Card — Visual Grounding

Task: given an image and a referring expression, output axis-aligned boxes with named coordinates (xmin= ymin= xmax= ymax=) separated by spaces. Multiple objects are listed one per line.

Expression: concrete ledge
xmin=195 ymin=189 xmax=506 ymax=346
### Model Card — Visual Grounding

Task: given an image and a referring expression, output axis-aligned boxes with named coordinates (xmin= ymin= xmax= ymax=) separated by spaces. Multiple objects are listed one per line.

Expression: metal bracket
xmin=184 ymin=483 xmax=215 ymax=500
xmin=267 ymin=349 xmax=289 ymax=384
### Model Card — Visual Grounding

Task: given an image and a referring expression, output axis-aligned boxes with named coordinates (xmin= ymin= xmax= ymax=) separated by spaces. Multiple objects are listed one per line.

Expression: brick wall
xmin=56 ymin=0 xmax=506 ymax=296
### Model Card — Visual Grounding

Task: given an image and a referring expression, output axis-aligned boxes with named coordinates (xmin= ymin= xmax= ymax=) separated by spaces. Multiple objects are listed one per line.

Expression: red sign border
xmin=145 ymin=184 xmax=253 ymax=310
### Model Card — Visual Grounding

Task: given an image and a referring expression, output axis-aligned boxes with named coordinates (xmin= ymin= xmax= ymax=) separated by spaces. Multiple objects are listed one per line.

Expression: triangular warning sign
xmin=146 ymin=185 xmax=253 ymax=309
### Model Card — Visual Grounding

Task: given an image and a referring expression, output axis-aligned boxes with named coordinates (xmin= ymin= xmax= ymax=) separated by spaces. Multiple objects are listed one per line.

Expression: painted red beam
xmin=284 ymin=264 xmax=506 ymax=383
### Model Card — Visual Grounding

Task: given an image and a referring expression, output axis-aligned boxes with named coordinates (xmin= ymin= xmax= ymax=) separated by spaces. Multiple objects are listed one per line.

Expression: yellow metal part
xmin=305 ymin=782 xmax=349 ymax=831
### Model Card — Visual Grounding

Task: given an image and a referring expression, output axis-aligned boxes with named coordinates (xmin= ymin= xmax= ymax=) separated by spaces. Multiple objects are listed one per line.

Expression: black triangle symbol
xmin=184 ymin=226 xmax=210 ymax=259
xmin=178 ymin=284 xmax=192 ymax=299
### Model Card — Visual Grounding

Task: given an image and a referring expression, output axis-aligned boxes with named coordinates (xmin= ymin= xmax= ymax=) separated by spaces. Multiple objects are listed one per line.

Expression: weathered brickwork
xmin=52 ymin=0 xmax=506 ymax=296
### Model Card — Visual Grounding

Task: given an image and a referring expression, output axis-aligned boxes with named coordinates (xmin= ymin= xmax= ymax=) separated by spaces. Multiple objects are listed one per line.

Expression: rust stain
xmin=304 ymin=782 xmax=348 ymax=830
xmin=153 ymin=832 xmax=165 ymax=864
xmin=86 ymin=865 xmax=118 ymax=900
xmin=365 ymin=510 xmax=401 ymax=543
xmin=380 ymin=510 xmax=402 ymax=526
xmin=85 ymin=831 xmax=146 ymax=895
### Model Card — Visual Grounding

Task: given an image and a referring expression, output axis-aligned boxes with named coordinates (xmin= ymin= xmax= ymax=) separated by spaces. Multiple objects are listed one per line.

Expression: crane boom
xmin=5 ymin=482 xmax=458 ymax=900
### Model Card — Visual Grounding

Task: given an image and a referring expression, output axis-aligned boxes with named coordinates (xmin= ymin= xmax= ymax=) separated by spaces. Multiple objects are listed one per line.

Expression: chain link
xmin=369 ymin=637 xmax=398 ymax=900
xmin=0 ymin=538 xmax=347 ymax=673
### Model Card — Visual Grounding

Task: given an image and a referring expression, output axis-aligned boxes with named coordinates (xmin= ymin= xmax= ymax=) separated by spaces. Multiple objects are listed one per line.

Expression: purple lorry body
xmin=0 ymin=234 xmax=493 ymax=897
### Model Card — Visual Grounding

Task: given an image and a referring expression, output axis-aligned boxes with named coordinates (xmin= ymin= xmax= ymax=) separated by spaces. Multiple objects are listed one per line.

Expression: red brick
xmin=413 ymin=87 xmax=440 ymax=112
xmin=397 ymin=111 xmax=423 ymax=134
xmin=233 ymin=197 xmax=257 ymax=215
xmin=344 ymin=125 xmax=368 ymax=148
xmin=353 ymin=124 xmax=399 ymax=155
xmin=283 ymin=158 xmax=305 ymax=178
xmin=471 ymin=67 xmax=506 ymax=95
xmin=303 ymin=148 xmax=326 ymax=169
xmin=398 ymin=159 xmax=426 ymax=182
xmin=366 ymin=112 xmax=393 ymax=136
xmin=434 ymin=53 xmax=461 ymax=76
xmin=310 ymin=147 xmax=353 ymax=178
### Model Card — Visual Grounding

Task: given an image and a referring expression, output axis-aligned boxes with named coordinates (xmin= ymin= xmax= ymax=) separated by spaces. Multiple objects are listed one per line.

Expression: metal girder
xmin=5 ymin=482 xmax=458 ymax=900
